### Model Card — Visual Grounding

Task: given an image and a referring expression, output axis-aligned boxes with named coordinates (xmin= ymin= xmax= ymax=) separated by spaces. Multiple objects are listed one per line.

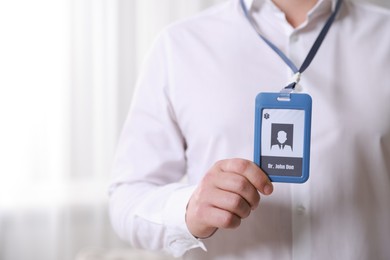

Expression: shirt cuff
xmin=163 ymin=184 xmax=207 ymax=257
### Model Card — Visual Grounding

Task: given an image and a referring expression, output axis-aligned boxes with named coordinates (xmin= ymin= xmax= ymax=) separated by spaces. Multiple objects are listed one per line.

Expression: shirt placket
xmin=287 ymin=28 xmax=312 ymax=260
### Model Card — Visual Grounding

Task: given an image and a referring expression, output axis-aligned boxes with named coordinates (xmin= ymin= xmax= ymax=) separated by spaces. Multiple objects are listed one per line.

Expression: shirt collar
xmin=242 ymin=0 xmax=338 ymax=16
xmin=240 ymin=0 xmax=339 ymax=31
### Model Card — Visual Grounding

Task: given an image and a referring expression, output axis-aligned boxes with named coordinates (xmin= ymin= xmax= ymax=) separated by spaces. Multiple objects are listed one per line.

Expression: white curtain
xmin=0 ymin=1 xmax=225 ymax=260
xmin=0 ymin=0 xmax=388 ymax=260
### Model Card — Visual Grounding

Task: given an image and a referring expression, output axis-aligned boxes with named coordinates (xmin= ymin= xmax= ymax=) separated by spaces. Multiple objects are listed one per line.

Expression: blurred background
xmin=0 ymin=0 xmax=388 ymax=259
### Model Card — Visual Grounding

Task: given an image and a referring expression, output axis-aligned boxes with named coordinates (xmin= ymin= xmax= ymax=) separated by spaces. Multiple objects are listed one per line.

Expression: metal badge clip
xmin=278 ymin=73 xmax=301 ymax=101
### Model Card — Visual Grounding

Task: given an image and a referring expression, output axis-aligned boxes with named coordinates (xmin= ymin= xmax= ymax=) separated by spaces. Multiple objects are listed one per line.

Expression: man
xmin=109 ymin=0 xmax=390 ymax=259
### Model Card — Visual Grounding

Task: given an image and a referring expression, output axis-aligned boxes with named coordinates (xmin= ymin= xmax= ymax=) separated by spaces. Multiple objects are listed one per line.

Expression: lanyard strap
xmin=240 ymin=0 xmax=343 ymax=91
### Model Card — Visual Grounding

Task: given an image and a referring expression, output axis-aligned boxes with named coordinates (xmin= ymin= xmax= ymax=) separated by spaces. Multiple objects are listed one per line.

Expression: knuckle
xmin=201 ymin=173 xmax=213 ymax=186
xmin=230 ymin=195 xmax=243 ymax=209
xmin=233 ymin=159 xmax=250 ymax=173
xmin=204 ymin=161 xmax=224 ymax=180
xmin=234 ymin=176 xmax=248 ymax=192
xmin=200 ymin=170 xmax=219 ymax=188
xmin=220 ymin=213 xmax=240 ymax=229
xmin=214 ymin=159 xmax=226 ymax=169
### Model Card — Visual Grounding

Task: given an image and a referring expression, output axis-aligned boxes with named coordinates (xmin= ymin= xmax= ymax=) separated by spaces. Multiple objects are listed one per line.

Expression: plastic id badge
xmin=254 ymin=93 xmax=312 ymax=183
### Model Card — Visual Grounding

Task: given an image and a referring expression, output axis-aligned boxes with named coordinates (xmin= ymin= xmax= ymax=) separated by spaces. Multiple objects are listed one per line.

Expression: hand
xmin=185 ymin=158 xmax=273 ymax=238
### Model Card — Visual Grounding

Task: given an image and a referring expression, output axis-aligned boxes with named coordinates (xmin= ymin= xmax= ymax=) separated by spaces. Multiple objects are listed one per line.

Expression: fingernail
xmin=264 ymin=184 xmax=273 ymax=195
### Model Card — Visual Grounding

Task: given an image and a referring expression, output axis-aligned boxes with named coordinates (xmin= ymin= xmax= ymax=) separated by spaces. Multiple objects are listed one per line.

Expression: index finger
xmin=219 ymin=158 xmax=273 ymax=195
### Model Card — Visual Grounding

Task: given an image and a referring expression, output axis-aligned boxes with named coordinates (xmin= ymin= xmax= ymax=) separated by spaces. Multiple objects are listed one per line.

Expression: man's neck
xmin=271 ymin=0 xmax=318 ymax=28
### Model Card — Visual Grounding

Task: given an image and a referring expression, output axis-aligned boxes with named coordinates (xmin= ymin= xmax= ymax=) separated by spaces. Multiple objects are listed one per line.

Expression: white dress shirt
xmin=109 ymin=0 xmax=390 ymax=259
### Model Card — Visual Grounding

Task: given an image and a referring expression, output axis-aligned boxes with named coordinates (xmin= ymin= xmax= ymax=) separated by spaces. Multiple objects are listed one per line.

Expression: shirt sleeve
xmin=108 ymin=31 xmax=206 ymax=257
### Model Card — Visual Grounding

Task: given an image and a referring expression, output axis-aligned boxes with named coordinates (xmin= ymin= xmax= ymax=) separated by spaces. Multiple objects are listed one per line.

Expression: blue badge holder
xmin=254 ymin=92 xmax=312 ymax=183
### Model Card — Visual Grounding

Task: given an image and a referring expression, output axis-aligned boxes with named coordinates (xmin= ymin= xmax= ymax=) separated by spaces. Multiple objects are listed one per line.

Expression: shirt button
xmin=296 ymin=205 xmax=306 ymax=215
xmin=290 ymin=34 xmax=299 ymax=43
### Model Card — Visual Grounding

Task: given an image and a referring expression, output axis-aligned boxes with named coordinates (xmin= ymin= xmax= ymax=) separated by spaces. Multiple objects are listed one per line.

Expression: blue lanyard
xmin=240 ymin=0 xmax=343 ymax=91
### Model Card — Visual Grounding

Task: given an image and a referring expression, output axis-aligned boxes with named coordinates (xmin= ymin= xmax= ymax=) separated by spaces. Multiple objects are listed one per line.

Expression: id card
xmin=254 ymin=93 xmax=312 ymax=183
